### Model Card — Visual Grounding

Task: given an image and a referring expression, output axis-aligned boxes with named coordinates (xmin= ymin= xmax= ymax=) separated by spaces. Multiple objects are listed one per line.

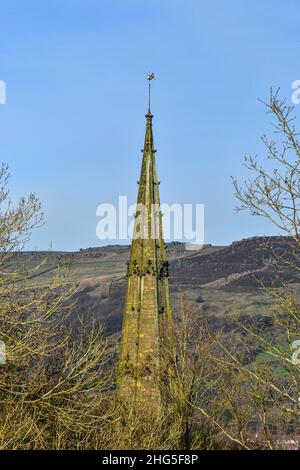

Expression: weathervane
xmin=147 ymin=73 xmax=155 ymax=113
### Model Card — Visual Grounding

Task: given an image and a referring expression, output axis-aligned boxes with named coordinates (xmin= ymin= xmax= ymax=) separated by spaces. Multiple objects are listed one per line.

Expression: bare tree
xmin=202 ymin=89 xmax=300 ymax=449
xmin=0 ymin=164 xmax=113 ymax=449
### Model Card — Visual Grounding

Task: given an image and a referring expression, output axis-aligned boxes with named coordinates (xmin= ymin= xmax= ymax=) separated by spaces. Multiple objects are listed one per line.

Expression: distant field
xmin=178 ymin=287 xmax=277 ymax=317
xmin=21 ymin=243 xmax=225 ymax=287
xmin=12 ymin=238 xmax=300 ymax=341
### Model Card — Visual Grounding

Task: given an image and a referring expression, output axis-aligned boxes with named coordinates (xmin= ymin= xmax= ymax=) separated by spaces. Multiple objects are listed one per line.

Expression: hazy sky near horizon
xmin=1 ymin=0 xmax=300 ymax=250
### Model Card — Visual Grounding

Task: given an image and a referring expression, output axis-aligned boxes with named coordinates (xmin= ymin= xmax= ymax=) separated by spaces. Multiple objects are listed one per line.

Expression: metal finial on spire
xmin=147 ymin=73 xmax=155 ymax=113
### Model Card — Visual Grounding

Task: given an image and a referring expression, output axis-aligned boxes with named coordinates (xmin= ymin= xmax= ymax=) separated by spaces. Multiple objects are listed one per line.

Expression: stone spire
xmin=117 ymin=75 xmax=172 ymax=409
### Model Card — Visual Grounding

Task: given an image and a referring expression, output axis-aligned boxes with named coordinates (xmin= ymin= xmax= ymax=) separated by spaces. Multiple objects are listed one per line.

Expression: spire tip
xmin=147 ymin=73 xmax=155 ymax=81
xmin=146 ymin=73 xmax=155 ymax=113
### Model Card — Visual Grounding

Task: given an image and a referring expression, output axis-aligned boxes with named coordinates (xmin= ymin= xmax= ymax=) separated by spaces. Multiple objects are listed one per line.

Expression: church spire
xmin=117 ymin=75 xmax=172 ymax=411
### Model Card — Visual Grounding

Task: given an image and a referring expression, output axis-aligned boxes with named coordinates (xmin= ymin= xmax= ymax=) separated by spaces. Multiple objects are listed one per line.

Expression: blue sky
xmin=0 ymin=0 xmax=300 ymax=250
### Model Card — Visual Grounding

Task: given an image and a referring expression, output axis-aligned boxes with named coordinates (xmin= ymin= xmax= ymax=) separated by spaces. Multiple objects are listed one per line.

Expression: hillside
xmin=14 ymin=236 xmax=300 ymax=336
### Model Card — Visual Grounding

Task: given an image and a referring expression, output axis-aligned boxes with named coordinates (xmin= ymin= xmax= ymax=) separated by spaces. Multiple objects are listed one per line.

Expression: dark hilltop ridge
xmin=14 ymin=236 xmax=300 ymax=336
xmin=170 ymin=235 xmax=300 ymax=288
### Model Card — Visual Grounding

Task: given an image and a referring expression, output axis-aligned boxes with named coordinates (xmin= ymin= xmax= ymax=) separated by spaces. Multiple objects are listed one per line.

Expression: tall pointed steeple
xmin=118 ymin=75 xmax=172 ymax=409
